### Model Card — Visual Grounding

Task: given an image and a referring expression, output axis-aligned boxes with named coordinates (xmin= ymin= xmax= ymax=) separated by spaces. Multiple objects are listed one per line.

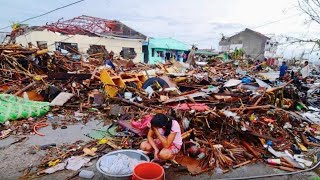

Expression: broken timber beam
xmin=116 ymin=98 xmax=148 ymax=109
xmin=266 ymin=79 xmax=293 ymax=93
xmin=230 ymin=105 xmax=272 ymax=111
xmin=14 ymin=81 xmax=37 ymax=96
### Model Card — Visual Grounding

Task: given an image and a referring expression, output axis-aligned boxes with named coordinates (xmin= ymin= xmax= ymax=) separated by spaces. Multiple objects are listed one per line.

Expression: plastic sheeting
xmin=66 ymin=156 xmax=91 ymax=171
xmin=100 ymin=154 xmax=143 ymax=175
xmin=224 ymin=79 xmax=242 ymax=87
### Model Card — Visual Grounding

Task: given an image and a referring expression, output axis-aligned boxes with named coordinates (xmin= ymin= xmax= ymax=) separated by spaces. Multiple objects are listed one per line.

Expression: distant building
xmin=264 ymin=34 xmax=278 ymax=60
xmin=143 ymin=38 xmax=189 ymax=64
xmin=195 ymin=49 xmax=218 ymax=57
xmin=219 ymin=28 xmax=277 ymax=60
xmin=14 ymin=15 xmax=146 ymax=63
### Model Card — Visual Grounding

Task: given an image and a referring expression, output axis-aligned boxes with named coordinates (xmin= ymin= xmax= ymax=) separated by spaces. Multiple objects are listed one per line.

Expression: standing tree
xmin=296 ymin=0 xmax=320 ymax=50
xmin=298 ymin=0 xmax=320 ymax=24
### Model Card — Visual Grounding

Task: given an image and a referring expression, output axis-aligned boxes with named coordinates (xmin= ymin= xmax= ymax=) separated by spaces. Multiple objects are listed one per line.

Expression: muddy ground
xmin=0 ymin=121 xmax=318 ymax=180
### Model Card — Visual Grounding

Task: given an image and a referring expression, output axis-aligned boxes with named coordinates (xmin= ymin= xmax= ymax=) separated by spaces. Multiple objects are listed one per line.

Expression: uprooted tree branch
xmin=281 ymin=36 xmax=320 ymax=47
xmin=298 ymin=0 xmax=320 ymax=24
xmin=279 ymin=0 xmax=320 ymax=51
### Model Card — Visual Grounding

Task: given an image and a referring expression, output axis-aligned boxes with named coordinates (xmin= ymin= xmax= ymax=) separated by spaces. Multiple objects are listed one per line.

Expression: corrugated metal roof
xmin=148 ymin=38 xmax=189 ymax=51
xmin=39 ymin=15 xmax=146 ymax=39
xmin=195 ymin=50 xmax=218 ymax=56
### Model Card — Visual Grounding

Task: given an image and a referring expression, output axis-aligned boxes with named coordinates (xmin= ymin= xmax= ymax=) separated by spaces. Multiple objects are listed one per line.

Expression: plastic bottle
xmin=48 ymin=113 xmax=58 ymax=128
xmin=266 ymin=158 xmax=281 ymax=165
xmin=47 ymin=113 xmax=54 ymax=122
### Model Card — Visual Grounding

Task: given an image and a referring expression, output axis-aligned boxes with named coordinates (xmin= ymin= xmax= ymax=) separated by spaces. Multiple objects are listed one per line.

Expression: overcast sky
xmin=0 ymin=0 xmax=319 ymax=53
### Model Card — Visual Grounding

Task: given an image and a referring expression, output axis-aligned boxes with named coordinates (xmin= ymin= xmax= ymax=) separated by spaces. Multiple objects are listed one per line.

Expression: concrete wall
xmin=219 ymin=29 xmax=268 ymax=60
xmin=264 ymin=39 xmax=278 ymax=58
xmin=0 ymin=32 xmax=7 ymax=43
xmin=240 ymin=30 xmax=267 ymax=60
xmin=15 ymin=30 xmax=144 ymax=63
xmin=148 ymin=48 xmax=165 ymax=64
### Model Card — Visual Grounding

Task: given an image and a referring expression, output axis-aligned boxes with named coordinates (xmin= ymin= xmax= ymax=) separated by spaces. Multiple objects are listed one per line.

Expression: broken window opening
xmin=152 ymin=48 xmax=155 ymax=57
xmin=120 ymin=47 xmax=137 ymax=59
xmin=156 ymin=51 xmax=164 ymax=58
xmin=37 ymin=41 xmax=48 ymax=50
xmin=87 ymin=45 xmax=106 ymax=55
xmin=55 ymin=42 xmax=79 ymax=54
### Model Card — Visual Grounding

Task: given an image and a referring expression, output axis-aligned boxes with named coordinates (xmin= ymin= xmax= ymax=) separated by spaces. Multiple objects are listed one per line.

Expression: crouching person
xmin=140 ymin=113 xmax=182 ymax=160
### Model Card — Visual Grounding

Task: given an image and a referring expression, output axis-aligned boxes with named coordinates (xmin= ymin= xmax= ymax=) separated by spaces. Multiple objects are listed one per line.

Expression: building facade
xmin=264 ymin=35 xmax=278 ymax=59
xmin=14 ymin=15 xmax=146 ymax=63
xmin=0 ymin=32 xmax=7 ymax=43
xmin=143 ymin=38 xmax=189 ymax=64
xmin=219 ymin=28 xmax=273 ymax=60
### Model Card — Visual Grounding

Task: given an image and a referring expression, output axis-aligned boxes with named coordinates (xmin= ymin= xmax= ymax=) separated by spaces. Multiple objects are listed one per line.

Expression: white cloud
xmin=0 ymin=0 xmax=319 ymax=51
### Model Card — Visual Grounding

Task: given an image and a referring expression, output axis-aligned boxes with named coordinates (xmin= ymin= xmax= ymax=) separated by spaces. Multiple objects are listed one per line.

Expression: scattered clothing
xmin=131 ymin=115 xmax=154 ymax=130
xmin=66 ymin=156 xmax=91 ymax=171
xmin=44 ymin=163 xmax=66 ymax=174
xmin=100 ymin=154 xmax=144 ymax=175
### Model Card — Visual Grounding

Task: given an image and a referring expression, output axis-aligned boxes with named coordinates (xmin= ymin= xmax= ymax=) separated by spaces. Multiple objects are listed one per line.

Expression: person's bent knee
xmin=159 ymin=148 xmax=172 ymax=160
xmin=140 ymin=141 xmax=152 ymax=151
xmin=140 ymin=141 xmax=148 ymax=150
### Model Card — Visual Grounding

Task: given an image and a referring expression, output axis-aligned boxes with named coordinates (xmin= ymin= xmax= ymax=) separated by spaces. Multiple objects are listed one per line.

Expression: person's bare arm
xmin=153 ymin=128 xmax=177 ymax=148
xmin=147 ymin=129 xmax=159 ymax=159
xmin=147 ymin=129 xmax=158 ymax=150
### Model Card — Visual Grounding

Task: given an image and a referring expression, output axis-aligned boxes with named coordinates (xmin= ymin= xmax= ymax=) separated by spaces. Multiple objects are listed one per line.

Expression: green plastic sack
xmin=0 ymin=94 xmax=50 ymax=123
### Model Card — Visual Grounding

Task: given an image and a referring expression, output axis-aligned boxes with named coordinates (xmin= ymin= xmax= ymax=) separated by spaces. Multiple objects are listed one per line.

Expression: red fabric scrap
xmin=131 ymin=115 xmax=154 ymax=130
xmin=172 ymin=103 xmax=209 ymax=112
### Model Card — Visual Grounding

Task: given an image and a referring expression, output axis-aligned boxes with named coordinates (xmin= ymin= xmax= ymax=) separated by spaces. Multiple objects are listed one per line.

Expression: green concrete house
xmin=142 ymin=38 xmax=189 ymax=64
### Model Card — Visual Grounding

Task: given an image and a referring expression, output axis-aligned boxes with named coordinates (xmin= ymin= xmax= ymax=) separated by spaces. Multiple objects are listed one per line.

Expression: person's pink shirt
xmin=158 ymin=120 xmax=182 ymax=146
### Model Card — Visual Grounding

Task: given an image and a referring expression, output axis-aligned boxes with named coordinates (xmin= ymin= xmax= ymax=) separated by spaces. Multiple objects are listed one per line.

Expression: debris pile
xmin=1 ymin=44 xmax=320 ymax=178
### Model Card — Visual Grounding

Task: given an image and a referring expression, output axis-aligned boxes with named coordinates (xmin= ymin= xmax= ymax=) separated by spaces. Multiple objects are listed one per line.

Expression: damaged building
xmin=14 ymin=15 xmax=146 ymax=62
xmin=219 ymin=28 xmax=277 ymax=60
xmin=143 ymin=38 xmax=189 ymax=64
xmin=0 ymin=32 xmax=9 ymax=44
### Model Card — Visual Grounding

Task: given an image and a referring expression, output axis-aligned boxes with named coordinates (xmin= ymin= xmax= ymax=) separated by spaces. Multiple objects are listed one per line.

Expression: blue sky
xmin=0 ymin=0 xmax=319 ymax=52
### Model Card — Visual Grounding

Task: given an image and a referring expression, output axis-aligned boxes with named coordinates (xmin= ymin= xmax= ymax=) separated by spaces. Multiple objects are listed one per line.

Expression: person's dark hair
xmin=195 ymin=47 xmax=198 ymax=51
xmin=151 ymin=113 xmax=172 ymax=136
xmin=283 ymin=61 xmax=286 ymax=64
xmin=305 ymin=61 xmax=309 ymax=65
